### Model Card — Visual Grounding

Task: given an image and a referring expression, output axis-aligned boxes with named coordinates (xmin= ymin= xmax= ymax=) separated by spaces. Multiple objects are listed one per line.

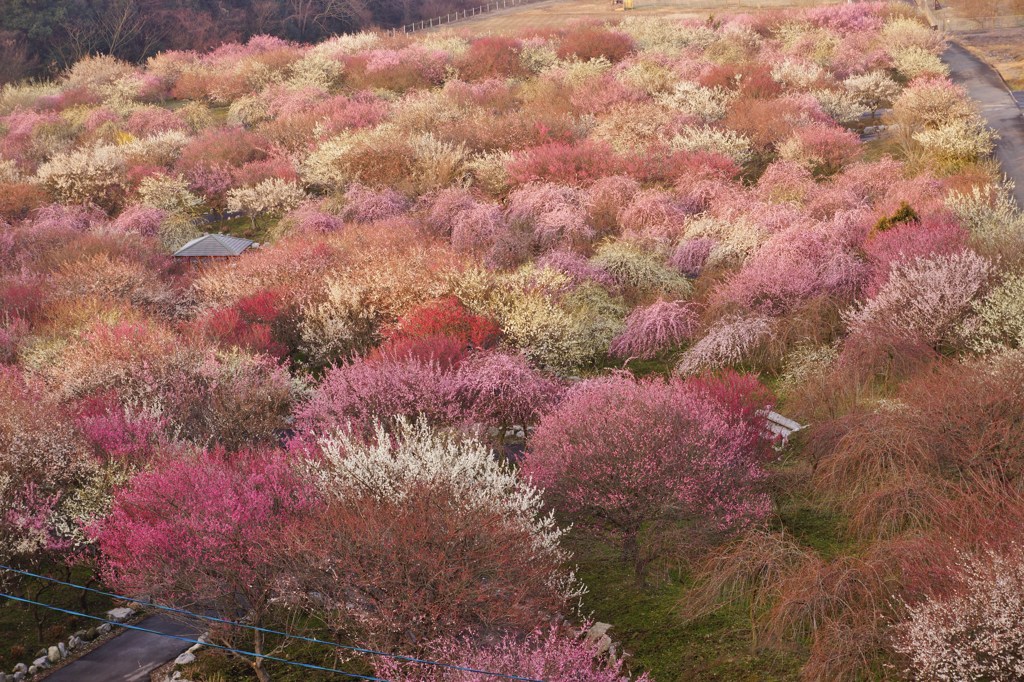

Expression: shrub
xmin=961 ymin=273 xmax=1024 ymax=354
xmin=340 ymin=183 xmax=410 ymax=223
xmin=456 ymin=37 xmax=529 ymax=80
xmin=506 ymin=141 xmax=620 ymax=187
xmin=524 ymin=374 xmax=772 ymax=578
xmin=912 ymin=116 xmax=997 ymax=170
xmin=894 ymin=545 xmax=1024 ymax=681
xmin=657 ymin=80 xmax=735 ymax=121
xmin=36 ymin=146 xmax=128 ymax=211
xmin=379 ymin=625 xmax=647 ymax=681
xmin=717 ymin=225 xmax=866 ymax=313
xmin=556 ymin=26 xmax=635 ymax=63
xmin=670 ymin=238 xmax=716 ymax=278
xmin=506 ymin=182 xmax=591 ymax=253
xmin=671 ymin=126 xmax=752 ymax=166
xmin=300 ymin=420 xmax=579 ymax=649
xmin=874 ymin=202 xmax=919 ymax=232
xmin=92 ymin=449 xmax=315 ymax=682
xmin=585 ymin=175 xmax=640 ymax=238
xmin=945 ymin=180 xmax=1024 ymax=251
xmin=844 ymin=70 xmax=900 ymax=116
xmin=676 ymin=315 xmax=775 ymax=375
xmin=74 ymin=391 xmax=168 ymax=466
xmin=368 ymin=335 xmax=471 ymax=369
xmin=109 ymin=205 xmax=167 ymax=236
xmin=166 ymin=350 xmax=294 ymax=450
xmin=777 ymin=123 xmax=861 ymax=177
xmin=292 ymin=357 xmax=453 ymax=445
xmin=863 ymin=215 xmax=967 ymax=297
xmin=844 ymin=250 xmax=994 ymax=352
xmin=609 ymin=299 xmax=701 ymax=360
xmin=590 ymin=240 xmax=691 ymax=299
xmin=227 ymin=178 xmax=306 ymax=223
xmin=618 ymin=189 xmax=689 ymax=244
xmin=457 ymin=267 xmax=626 ymax=372
xmin=449 ymin=350 xmax=564 ymax=440
xmin=385 ymin=296 xmax=500 ymax=349
xmin=0 ymin=182 xmax=49 ymax=222
xmin=279 ymin=202 xmax=345 ymax=235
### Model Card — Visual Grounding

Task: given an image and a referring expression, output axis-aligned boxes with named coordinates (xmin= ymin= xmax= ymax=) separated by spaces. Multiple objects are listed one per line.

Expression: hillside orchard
xmin=1 ymin=3 xmax=1023 ymax=680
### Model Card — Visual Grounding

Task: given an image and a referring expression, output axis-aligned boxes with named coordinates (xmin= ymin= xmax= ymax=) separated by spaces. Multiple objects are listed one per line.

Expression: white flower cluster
xmin=138 ymin=174 xmax=203 ymax=214
xmin=813 ymin=88 xmax=869 ymax=124
xmin=227 ymin=177 xmax=307 ymax=218
xmin=657 ymin=80 xmax=735 ymax=122
xmin=770 ymin=59 xmax=824 ymax=89
xmin=843 ymin=71 xmax=901 ymax=114
xmin=945 ymin=180 xmax=1024 ymax=247
xmin=312 ymin=418 xmax=570 ymax=561
xmin=671 ymin=125 xmax=752 ymax=165
xmin=895 ymin=545 xmax=1024 ymax=681
xmin=36 ymin=145 xmax=127 ymax=206
xmin=892 ymin=46 xmax=949 ymax=80
xmin=961 ymin=273 xmax=1024 ymax=354
xmin=912 ymin=115 xmax=996 ymax=166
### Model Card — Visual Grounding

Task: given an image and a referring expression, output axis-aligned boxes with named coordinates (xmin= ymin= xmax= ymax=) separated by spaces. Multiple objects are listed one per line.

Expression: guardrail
xmin=389 ymin=0 xmax=545 ymax=35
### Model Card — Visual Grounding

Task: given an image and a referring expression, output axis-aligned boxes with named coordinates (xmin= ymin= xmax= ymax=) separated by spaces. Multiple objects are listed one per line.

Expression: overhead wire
xmin=0 ymin=592 xmax=389 ymax=681
xmin=0 ymin=564 xmax=544 ymax=682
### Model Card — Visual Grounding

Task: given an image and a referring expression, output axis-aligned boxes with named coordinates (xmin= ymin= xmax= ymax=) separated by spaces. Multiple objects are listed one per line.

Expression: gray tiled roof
xmin=173 ymin=234 xmax=256 ymax=257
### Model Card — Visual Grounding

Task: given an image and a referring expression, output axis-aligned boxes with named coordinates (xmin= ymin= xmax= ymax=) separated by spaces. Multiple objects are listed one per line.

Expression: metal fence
xmin=389 ymin=0 xmax=547 ymax=35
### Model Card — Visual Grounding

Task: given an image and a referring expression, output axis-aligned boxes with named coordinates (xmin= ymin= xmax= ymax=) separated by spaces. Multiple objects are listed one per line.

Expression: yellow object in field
xmin=623 ymin=0 xmax=633 ymax=8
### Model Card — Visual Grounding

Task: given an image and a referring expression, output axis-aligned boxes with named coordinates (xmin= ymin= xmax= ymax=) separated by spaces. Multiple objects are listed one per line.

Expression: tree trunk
xmin=622 ymin=530 xmax=648 ymax=584
xmin=251 ymin=629 xmax=272 ymax=682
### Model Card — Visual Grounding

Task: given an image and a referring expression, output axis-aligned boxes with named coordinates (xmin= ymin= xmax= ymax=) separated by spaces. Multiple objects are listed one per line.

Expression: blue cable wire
xmin=0 ymin=591 xmax=388 ymax=681
xmin=0 ymin=564 xmax=543 ymax=682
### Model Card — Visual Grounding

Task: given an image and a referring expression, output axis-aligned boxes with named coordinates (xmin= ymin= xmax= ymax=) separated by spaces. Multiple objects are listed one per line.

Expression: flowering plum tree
xmin=92 ymin=450 xmax=316 ymax=682
xmin=524 ymin=374 xmax=773 ymax=578
xmin=609 ymin=299 xmax=701 ymax=361
xmin=450 ymin=351 xmax=564 ymax=445
xmin=299 ymin=420 xmax=579 ymax=649
xmin=384 ymin=296 xmax=500 ymax=349
xmin=845 ymin=250 xmax=994 ymax=352
xmin=291 ymin=357 xmax=453 ymax=447
xmin=894 ymin=545 xmax=1024 ymax=681
xmin=379 ymin=625 xmax=648 ymax=681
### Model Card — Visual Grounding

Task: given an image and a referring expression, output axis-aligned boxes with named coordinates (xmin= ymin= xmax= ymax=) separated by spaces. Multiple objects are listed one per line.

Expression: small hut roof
xmin=173 ymin=234 xmax=256 ymax=258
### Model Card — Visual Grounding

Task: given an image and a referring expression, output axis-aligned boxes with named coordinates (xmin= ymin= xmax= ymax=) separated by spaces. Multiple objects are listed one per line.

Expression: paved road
xmin=44 ymin=615 xmax=198 ymax=682
xmin=944 ymin=42 xmax=1024 ymax=206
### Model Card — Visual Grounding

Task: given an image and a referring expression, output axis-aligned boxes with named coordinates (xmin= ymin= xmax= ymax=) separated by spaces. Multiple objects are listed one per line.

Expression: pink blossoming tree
xmin=92 ymin=449 xmax=316 ymax=682
xmin=524 ymin=374 xmax=774 ymax=579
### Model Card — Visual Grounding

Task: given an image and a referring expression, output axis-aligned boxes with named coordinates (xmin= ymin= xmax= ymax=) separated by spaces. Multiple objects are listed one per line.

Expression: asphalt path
xmin=944 ymin=41 xmax=1024 ymax=206
xmin=43 ymin=615 xmax=198 ymax=682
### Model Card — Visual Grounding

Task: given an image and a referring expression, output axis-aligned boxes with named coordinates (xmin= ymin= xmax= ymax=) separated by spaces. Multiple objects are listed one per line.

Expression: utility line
xmin=0 ymin=592 xmax=388 ymax=681
xmin=0 ymin=564 xmax=544 ymax=682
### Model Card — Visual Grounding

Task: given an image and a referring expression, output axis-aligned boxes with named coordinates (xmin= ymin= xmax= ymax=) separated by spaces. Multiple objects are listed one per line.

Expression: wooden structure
xmin=173 ymin=234 xmax=257 ymax=263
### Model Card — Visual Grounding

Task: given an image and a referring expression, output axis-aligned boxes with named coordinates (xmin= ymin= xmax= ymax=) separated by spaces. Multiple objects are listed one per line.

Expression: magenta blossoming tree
xmin=92 ymin=449 xmax=316 ymax=682
xmin=523 ymin=373 xmax=774 ymax=578
xmin=450 ymin=351 xmax=564 ymax=445
xmin=291 ymin=356 xmax=454 ymax=447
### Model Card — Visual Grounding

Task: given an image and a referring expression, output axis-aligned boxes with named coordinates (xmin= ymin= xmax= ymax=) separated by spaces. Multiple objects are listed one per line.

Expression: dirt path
xmin=944 ymin=41 xmax=1024 ymax=206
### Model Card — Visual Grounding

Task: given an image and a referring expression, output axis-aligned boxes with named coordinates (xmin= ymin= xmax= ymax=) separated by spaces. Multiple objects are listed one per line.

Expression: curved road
xmin=43 ymin=615 xmax=197 ymax=682
xmin=944 ymin=41 xmax=1024 ymax=206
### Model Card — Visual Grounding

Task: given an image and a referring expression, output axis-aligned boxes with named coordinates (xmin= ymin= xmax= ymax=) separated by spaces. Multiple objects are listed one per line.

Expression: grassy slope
xmin=0 ymin=564 xmax=115 ymax=669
